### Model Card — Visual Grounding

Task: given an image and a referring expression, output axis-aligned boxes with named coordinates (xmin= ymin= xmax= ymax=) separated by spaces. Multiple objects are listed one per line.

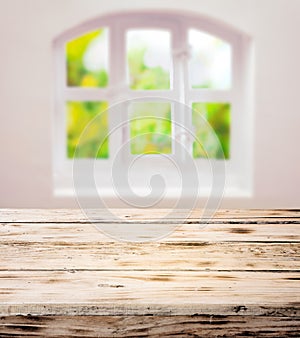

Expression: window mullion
xmin=64 ymin=88 xmax=111 ymax=101
xmin=119 ymin=90 xmax=176 ymax=100
xmin=188 ymin=90 xmax=233 ymax=103
xmin=108 ymin=22 xmax=126 ymax=162
xmin=172 ymin=22 xmax=189 ymax=160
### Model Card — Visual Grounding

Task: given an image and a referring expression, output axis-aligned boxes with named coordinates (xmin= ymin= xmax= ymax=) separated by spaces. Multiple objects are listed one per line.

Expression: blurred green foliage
xmin=192 ymin=103 xmax=230 ymax=159
xmin=66 ymin=30 xmax=230 ymax=160
xmin=128 ymin=48 xmax=169 ymax=90
xmin=66 ymin=29 xmax=108 ymax=87
xmin=67 ymin=101 xmax=109 ymax=158
xmin=130 ymin=103 xmax=172 ymax=154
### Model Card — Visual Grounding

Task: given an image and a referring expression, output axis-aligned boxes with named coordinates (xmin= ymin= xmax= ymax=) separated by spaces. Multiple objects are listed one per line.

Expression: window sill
xmin=54 ymin=186 xmax=252 ymax=207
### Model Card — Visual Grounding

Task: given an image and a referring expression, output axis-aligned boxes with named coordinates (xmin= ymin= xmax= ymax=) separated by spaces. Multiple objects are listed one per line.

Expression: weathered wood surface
xmin=0 ymin=209 xmax=299 ymax=337
xmin=0 ymin=208 xmax=299 ymax=223
xmin=1 ymin=315 xmax=300 ymax=337
xmin=0 ymin=317 xmax=299 ymax=338
xmin=0 ymin=242 xmax=298 ymax=271
xmin=0 ymin=270 xmax=299 ymax=308
xmin=1 ymin=222 xmax=300 ymax=243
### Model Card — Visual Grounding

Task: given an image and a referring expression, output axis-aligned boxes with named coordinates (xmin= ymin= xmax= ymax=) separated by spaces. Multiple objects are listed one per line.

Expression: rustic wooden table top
xmin=0 ymin=209 xmax=299 ymax=337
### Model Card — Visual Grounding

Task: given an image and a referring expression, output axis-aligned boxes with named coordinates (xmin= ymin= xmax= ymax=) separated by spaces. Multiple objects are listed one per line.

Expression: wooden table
xmin=0 ymin=209 xmax=299 ymax=337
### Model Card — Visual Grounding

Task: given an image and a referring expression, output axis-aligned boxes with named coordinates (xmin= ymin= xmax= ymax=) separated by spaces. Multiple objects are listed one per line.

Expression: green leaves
xmin=130 ymin=102 xmax=172 ymax=154
xmin=128 ymin=47 xmax=170 ymax=90
xmin=192 ymin=103 xmax=230 ymax=159
xmin=67 ymin=101 xmax=109 ymax=158
xmin=66 ymin=29 xmax=108 ymax=87
xmin=65 ymin=30 xmax=230 ymax=160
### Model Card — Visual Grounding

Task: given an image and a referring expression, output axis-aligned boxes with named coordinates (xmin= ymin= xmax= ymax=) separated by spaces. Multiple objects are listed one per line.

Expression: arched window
xmin=53 ymin=11 xmax=253 ymax=202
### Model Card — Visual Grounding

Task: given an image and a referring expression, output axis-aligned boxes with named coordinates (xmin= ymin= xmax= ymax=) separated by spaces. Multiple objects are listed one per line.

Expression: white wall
xmin=0 ymin=0 xmax=299 ymax=208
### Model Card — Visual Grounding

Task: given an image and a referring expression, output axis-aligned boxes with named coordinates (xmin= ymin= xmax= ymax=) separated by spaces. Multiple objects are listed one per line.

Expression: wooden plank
xmin=0 ymin=209 xmax=299 ymax=335
xmin=1 ymin=303 xmax=299 ymax=317
xmin=1 ymin=222 xmax=299 ymax=243
xmin=0 ymin=242 xmax=299 ymax=271
xmin=0 ymin=209 xmax=299 ymax=223
xmin=1 ymin=315 xmax=299 ymax=337
xmin=0 ymin=271 xmax=299 ymax=315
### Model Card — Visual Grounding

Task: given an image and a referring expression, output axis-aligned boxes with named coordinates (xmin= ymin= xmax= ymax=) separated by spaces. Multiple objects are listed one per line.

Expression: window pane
xmin=189 ymin=29 xmax=231 ymax=89
xmin=67 ymin=101 xmax=109 ymax=158
xmin=127 ymin=30 xmax=171 ymax=90
xmin=66 ymin=29 xmax=108 ymax=87
xmin=130 ymin=102 xmax=172 ymax=154
xmin=192 ymin=102 xmax=230 ymax=159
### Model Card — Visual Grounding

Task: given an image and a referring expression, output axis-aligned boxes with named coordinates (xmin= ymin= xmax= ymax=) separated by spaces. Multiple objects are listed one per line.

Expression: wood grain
xmin=0 ymin=271 xmax=299 ymax=311
xmin=0 ymin=209 xmax=299 ymax=336
xmin=0 ymin=242 xmax=299 ymax=271
xmin=1 ymin=315 xmax=300 ymax=337
xmin=1 ymin=222 xmax=300 ymax=243
xmin=0 ymin=208 xmax=299 ymax=223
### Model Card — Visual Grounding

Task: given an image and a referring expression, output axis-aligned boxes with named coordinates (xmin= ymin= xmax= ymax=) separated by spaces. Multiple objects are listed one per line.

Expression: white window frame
xmin=53 ymin=11 xmax=253 ymax=202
